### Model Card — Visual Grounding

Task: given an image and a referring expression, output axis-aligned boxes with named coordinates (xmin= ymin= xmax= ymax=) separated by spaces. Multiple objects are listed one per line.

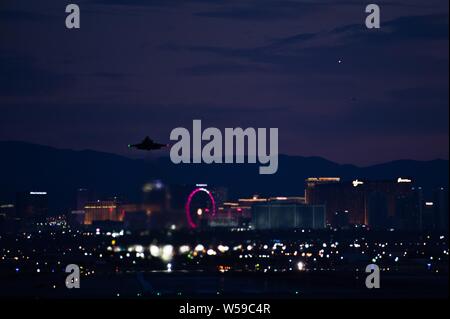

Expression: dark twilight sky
xmin=0 ymin=0 xmax=448 ymax=165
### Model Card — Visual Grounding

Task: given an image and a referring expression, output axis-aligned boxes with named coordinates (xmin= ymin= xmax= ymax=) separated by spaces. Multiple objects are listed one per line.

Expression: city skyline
xmin=0 ymin=0 xmax=448 ymax=304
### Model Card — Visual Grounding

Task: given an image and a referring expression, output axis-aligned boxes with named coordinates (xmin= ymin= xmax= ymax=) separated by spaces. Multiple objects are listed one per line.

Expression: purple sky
xmin=0 ymin=0 xmax=448 ymax=165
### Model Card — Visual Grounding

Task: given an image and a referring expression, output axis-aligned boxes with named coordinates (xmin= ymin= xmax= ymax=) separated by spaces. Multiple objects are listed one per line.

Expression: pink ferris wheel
xmin=185 ymin=187 xmax=216 ymax=229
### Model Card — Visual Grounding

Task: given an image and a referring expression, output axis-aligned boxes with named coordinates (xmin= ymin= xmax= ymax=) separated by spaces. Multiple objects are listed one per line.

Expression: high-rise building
xmin=305 ymin=177 xmax=418 ymax=229
xmin=252 ymin=201 xmax=326 ymax=230
xmin=206 ymin=200 xmax=252 ymax=228
xmin=395 ymin=187 xmax=423 ymax=231
xmin=83 ymin=200 xmax=122 ymax=225
xmin=305 ymin=178 xmax=365 ymax=225
xmin=141 ymin=180 xmax=176 ymax=228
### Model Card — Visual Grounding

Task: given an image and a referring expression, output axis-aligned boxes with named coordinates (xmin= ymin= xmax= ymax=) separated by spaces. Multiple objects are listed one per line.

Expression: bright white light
xmin=161 ymin=245 xmax=174 ymax=262
xmin=217 ymin=245 xmax=229 ymax=253
xmin=352 ymin=179 xmax=364 ymax=187
xmin=195 ymin=244 xmax=205 ymax=252
xmin=197 ymin=208 xmax=203 ymax=216
xmin=134 ymin=245 xmax=144 ymax=253
xmin=207 ymin=249 xmax=217 ymax=256
xmin=247 ymin=245 xmax=253 ymax=251
xmin=150 ymin=245 xmax=160 ymax=257
xmin=297 ymin=262 xmax=305 ymax=271
xmin=167 ymin=263 xmax=172 ymax=272
xmin=179 ymin=245 xmax=190 ymax=254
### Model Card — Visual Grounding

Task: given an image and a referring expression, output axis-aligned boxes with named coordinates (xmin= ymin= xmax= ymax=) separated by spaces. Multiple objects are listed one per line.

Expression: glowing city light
xmin=150 ymin=245 xmax=160 ymax=257
xmin=179 ymin=245 xmax=190 ymax=254
xmin=352 ymin=179 xmax=364 ymax=187
xmin=195 ymin=244 xmax=205 ymax=252
xmin=218 ymin=245 xmax=229 ymax=253
xmin=161 ymin=245 xmax=174 ymax=262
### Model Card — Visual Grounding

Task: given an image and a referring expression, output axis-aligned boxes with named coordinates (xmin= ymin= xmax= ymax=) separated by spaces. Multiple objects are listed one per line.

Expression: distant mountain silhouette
xmin=0 ymin=141 xmax=448 ymax=213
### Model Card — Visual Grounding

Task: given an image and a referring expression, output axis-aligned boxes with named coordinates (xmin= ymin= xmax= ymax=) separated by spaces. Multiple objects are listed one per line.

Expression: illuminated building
xmin=208 ymin=210 xmax=240 ymax=227
xmin=142 ymin=180 xmax=167 ymax=207
xmin=210 ymin=195 xmax=311 ymax=230
xmin=238 ymin=195 xmax=268 ymax=206
xmin=252 ymin=201 xmax=326 ymax=230
xmin=305 ymin=177 xmax=418 ymax=228
xmin=83 ymin=200 xmax=122 ymax=225
xmin=142 ymin=180 xmax=183 ymax=228
xmin=208 ymin=201 xmax=251 ymax=228
xmin=120 ymin=202 xmax=168 ymax=229
xmin=305 ymin=179 xmax=364 ymax=225
xmin=238 ymin=195 xmax=305 ymax=205
xmin=306 ymin=177 xmax=341 ymax=187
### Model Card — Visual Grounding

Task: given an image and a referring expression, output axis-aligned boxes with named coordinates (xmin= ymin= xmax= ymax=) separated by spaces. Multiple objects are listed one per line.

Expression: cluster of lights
xmin=1 ymin=224 xmax=448 ymax=279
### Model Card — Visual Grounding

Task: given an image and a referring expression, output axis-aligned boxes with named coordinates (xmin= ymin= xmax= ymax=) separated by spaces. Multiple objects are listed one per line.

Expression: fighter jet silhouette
xmin=128 ymin=137 xmax=168 ymax=151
